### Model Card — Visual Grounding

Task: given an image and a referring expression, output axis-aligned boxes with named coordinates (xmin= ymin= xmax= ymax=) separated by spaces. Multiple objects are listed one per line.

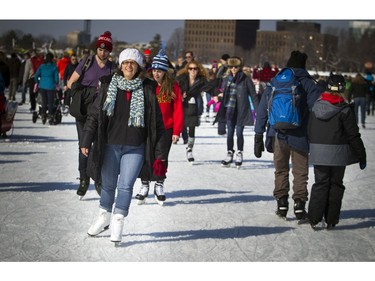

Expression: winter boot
xmin=87 ymin=208 xmax=111 ymax=236
xmin=135 ymin=181 xmax=149 ymax=205
xmin=110 ymin=213 xmax=125 ymax=246
xmin=76 ymin=177 xmax=90 ymax=200
xmin=276 ymin=196 xmax=289 ymax=219
xmin=294 ymin=199 xmax=308 ymax=220
xmin=235 ymin=151 xmax=243 ymax=168
xmin=154 ymin=181 xmax=166 ymax=206
xmin=94 ymin=181 xmax=101 ymax=196
xmin=221 ymin=150 xmax=234 ymax=167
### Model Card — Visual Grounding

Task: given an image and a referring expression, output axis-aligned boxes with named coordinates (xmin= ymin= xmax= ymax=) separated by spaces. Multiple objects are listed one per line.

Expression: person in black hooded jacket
xmin=307 ymin=74 xmax=366 ymax=230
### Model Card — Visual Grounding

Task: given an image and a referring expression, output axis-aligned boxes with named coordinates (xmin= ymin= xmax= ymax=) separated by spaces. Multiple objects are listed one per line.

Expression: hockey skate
xmin=221 ymin=151 xmax=233 ymax=167
xmin=186 ymin=148 xmax=194 ymax=164
xmin=135 ymin=181 xmax=149 ymax=205
xmin=235 ymin=151 xmax=243 ymax=169
xmin=154 ymin=181 xmax=166 ymax=206
xmin=76 ymin=178 xmax=90 ymax=200
xmin=276 ymin=196 xmax=289 ymax=220
xmin=294 ymin=199 xmax=308 ymax=223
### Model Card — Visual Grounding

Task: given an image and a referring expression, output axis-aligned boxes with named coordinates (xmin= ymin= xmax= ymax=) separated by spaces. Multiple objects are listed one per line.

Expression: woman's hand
xmin=172 ymin=135 xmax=179 ymax=144
xmin=80 ymin=147 xmax=89 ymax=157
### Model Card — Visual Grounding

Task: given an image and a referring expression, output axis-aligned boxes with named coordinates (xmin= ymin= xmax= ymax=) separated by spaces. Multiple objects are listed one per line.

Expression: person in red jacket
xmin=135 ymin=49 xmax=184 ymax=206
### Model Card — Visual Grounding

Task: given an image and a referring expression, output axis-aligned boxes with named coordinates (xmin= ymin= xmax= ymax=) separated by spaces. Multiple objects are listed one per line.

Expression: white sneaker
xmin=87 ymin=208 xmax=111 ymax=236
xmin=110 ymin=214 xmax=125 ymax=244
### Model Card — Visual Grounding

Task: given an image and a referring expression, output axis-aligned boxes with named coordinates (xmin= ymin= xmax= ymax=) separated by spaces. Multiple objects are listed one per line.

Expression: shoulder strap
xmin=76 ymin=54 xmax=94 ymax=84
xmin=82 ymin=54 xmax=94 ymax=76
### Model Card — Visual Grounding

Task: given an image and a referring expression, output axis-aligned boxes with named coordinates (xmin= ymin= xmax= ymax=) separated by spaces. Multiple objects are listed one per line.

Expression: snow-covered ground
xmin=0 ymin=103 xmax=374 ymax=279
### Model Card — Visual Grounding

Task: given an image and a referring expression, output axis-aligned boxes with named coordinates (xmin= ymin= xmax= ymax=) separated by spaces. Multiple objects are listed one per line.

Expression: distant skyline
xmin=0 ymin=20 xmax=356 ymax=44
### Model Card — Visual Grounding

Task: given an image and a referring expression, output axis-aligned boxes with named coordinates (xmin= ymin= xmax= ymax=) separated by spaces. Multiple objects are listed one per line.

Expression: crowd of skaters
xmin=0 ymin=29 xmax=372 ymax=244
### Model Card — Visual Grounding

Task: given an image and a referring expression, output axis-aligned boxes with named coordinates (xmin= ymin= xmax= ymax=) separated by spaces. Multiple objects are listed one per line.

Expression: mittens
xmin=254 ymin=134 xmax=264 ymax=158
xmin=153 ymin=159 xmax=167 ymax=177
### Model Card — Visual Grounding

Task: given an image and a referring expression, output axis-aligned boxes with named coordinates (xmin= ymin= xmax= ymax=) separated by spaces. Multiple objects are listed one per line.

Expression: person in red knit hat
xmin=135 ymin=49 xmax=184 ymax=206
xmin=67 ymin=31 xmax=114 ymax=200
xmin=95 ymin=31 xmax=113 ymax=52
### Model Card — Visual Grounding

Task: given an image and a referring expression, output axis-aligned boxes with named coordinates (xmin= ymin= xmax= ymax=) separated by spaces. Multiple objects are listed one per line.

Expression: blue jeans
xmin=226 ymin=119 xmax=244 ymax=152
xmin=100 ymin=143 xmax=145 ymax=217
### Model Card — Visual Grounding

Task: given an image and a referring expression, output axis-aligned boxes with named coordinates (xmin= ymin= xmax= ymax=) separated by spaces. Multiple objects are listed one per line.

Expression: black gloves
xmin=359 ymin=161 xmax=366 ymax=170
xmin=254 ymin=134 xmax=264 ymax=158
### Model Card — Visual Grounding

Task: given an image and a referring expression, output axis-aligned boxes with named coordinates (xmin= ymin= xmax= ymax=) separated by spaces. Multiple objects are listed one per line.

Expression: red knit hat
xmin=96 ymin=31 xmax=113 ymax=52
xmin=144 ymin=49 xmax=151 ymax=56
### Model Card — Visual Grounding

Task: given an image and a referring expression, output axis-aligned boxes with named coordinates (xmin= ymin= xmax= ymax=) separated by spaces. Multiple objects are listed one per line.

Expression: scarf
xmin=321 ymin=92 xmax=345 ymax=105
xmin=225 ymin=74 xmax=238 ymax=121
xmin=103 ymin=73 xmax=145 ymax=127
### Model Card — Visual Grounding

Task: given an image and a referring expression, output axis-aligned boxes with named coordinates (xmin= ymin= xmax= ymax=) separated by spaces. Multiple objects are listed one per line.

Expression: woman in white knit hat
xmin=80 ymin=48 xmax=167 ymax=245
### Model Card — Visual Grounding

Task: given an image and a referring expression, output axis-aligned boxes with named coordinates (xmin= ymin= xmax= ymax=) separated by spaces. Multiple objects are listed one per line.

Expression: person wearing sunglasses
xmin=214 ymin=56 xmax=259 ymax=169
xmin=176 ymin=59 xmax=214 ymax=163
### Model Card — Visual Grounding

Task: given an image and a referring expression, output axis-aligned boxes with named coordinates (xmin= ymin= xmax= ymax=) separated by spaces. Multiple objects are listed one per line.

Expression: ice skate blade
xmin=297 ymin=219 xmax=309 ymax=225
xmin=78 ymin=195 xmax=84 ymax=201
xmin=112 ymin=241 xmax=121 ymax=247
xmin=221 ymin=163 xmax=231 ymax=168
xmin=87 ymin=225 xmax=110 ymax=237
xmin=155 ymin=197 xmax=165 ymax=206
xmin=137 ymin=199 xmax=146 ymax=205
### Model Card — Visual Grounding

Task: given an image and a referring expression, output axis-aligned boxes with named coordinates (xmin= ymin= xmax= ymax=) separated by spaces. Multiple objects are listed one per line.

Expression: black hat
xmin=221 ymin=54 xmax=230 ymax=61
xmin=327 ymin=74 xmax=346 ymax=93
xmin=286 ymin=50 xmax=308 ymax=69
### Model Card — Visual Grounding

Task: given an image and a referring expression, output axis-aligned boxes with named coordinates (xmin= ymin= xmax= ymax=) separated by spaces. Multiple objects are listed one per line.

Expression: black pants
xmin=27 ymin=78 xmax=37 ymax=111
xmin=308 ymin=165 xmax=346 ymax=225
xmin=76 ymin=118 xmax=89 ymax=179
xmin=141 ymin=128 xmax=173 ymax=182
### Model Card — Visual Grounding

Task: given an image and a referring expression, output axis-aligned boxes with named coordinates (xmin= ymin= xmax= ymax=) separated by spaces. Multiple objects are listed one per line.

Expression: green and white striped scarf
xmin=103 ymin=73 xmax=145 ymax=127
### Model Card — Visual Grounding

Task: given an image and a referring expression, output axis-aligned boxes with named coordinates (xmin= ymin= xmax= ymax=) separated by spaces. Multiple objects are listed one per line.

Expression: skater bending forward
xmin=80 ymin=48 xmax=167 ymax=245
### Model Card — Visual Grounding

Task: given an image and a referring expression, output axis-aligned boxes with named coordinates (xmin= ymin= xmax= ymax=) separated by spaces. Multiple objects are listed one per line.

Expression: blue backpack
xmin=268 ymin=68 xmax=302 ymax=130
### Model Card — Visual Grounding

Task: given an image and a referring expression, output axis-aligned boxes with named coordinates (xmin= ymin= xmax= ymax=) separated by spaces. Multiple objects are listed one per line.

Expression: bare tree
xmin=166 ymin=27 xmax=184 ymax=61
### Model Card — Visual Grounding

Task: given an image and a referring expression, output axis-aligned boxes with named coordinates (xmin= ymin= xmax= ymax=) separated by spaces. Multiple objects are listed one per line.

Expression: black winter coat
xmin=214 ymin=71 xmax=258 ymax=126
xmin=308 ymin=97 xmax=366 ymax=166
xmin=177 ymin=74 xmax=213 ymax=127
xmin=80 ymin=74 xmax=167 ymax=183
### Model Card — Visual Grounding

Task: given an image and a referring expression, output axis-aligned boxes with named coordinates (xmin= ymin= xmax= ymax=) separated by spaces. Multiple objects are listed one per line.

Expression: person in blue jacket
xmin=254 ymin=50 xmax=324 ymax=220
xmin=34 ymin=52 xmax=59 ymax=124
